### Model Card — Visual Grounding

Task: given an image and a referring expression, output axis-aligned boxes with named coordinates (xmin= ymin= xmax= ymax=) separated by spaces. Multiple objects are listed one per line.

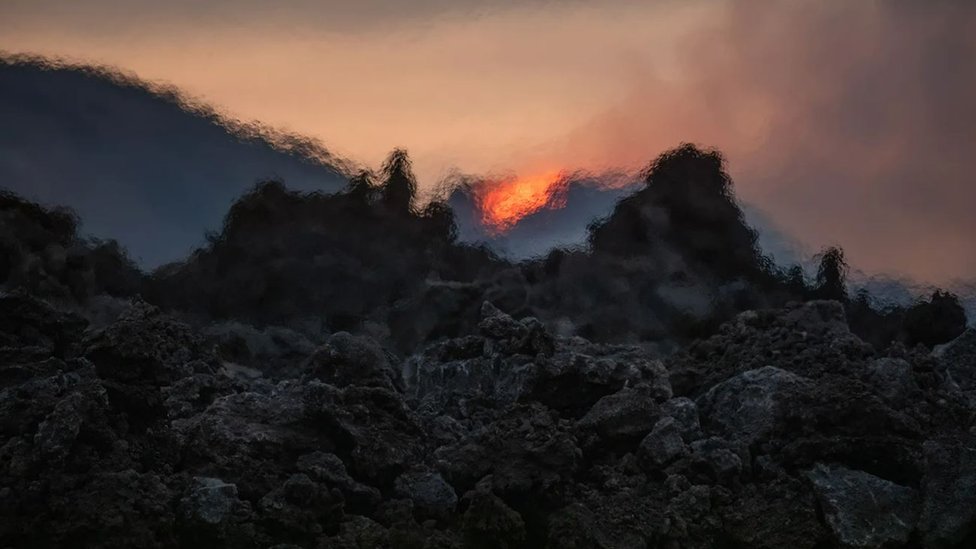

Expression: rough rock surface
xmin=2 ymin=296 xmax=976 ymax=547
xmin=807 ymin=463 xmax=918 ymax=547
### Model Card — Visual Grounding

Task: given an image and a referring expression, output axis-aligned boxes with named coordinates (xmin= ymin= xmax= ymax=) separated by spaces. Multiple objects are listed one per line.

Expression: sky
xmin=2 ymin=0 xmax=975 ymax=285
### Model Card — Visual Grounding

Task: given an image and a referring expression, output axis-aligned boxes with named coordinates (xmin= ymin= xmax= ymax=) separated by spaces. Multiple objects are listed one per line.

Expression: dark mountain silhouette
xmin=589 ymin=145 xmax=770 ymax=281
xmin=145 ymin=153 xmax=502 ymax=347
xmin=514 ymin=145 xmax=794 ymax=345
xmin=0 ymin=55 xmax=349 ymax=267
xmin=145 ymin=144 xmax=802 ymax=351
xmin=5 ymin=135 xmax=967 ymax=353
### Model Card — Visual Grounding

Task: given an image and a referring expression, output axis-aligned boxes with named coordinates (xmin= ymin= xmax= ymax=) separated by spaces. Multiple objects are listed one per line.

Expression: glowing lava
xmin=477 ymin=170 xmax=567 ymax=234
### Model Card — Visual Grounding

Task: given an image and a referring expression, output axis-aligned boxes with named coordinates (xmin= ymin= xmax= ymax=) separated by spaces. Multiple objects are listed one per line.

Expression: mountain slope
xmin=0 ymin=55 xmax=349 ymax=267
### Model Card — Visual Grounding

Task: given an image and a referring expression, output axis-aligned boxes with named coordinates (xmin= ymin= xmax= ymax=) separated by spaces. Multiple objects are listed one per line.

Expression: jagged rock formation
xmin=4 ymin=140 xmax=968 ymax=358
xmin=2 ymin=128 xmax=974 ymax=547
xmin=3 ymin=290 xmax=976 ymax=548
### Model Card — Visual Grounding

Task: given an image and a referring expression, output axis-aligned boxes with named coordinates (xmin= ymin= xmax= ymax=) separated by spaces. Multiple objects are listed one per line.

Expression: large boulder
xmin=319 ymin=516 xmax=390 ymax=549
xmin=478 ymin=301 xmax=554 ymax=357
xmin=404 ymin=335 xmax=534 ymax=417
xmin=934 ymin=329 xmax=976 ymax=393
xmin=303 ymin=382 xmax=426 ymax=489
xmin=295 ymin=451 xmax=381 ymax=514
xmin=257 ymin=472 xmax=341 ymax=544
xmin=807 ymin=463 xmax=918 ymax=547
xmin=173 ymin=382 xmax=315 ymax=499
xmin=660 ymin=397 xmax=702 ymax=442
xmin=638 ymin=416 xmax=688 ymax=469
xmin=180 ymin=477 xmax=244 ymax=526
xmin=523 ymin=341 xmax=671 ymax=418
xmin=689 ymin=437 xmax=744 ymax=483
xmin=435 ymin=404 xmax=581 ymax=497
xmin=394 ymin=470 xmax=458 ymax=522
xmin=862 ymin=357 xmax=919 ymax=405
xmin=43 ymin=470 xmax=177 ymax=548
xmin=84 ymin=301 xmax=211 ymax=384
xmin=461 ymin=483 xmax=527 ymax=549
xmin=720 ymin=478 xmax=828 ymax=548
xmin=919 ymin=438 xmax=976 ymax=547
xmin=577 ymin=386 xmax=665 ymax=446
xmin=84 ymin=302 xmax=216 ymax=427
xmin=178 ymin=476 xmax=256 ymax=547
xmin=303 ymin=332 xmax=402 ymax=391
xmin=696 ymin=366 xmax=810 ymax=446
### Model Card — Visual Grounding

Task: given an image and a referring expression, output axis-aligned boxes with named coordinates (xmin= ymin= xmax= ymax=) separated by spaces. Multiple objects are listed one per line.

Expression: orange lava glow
xmin=477 ymin=170 xmax=567 ymax=234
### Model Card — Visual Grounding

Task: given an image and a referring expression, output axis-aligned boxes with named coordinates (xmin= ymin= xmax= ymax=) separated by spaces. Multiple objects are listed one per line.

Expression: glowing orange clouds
xmin=476 ymin=170 xmax=567 ymax=234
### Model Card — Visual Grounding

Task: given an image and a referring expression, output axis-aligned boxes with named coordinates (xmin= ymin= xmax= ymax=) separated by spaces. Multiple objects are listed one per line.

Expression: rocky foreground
xmin=2 ymin=292 xmax=976 ymax=548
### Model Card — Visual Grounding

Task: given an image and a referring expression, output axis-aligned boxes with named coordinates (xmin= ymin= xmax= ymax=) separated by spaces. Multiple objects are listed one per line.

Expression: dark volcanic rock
xmin=435 ymin=403 xmax=582 ymax=498
xmin=807 ymin=463 xmax=918 ymax=547
xmin=669 ymin=300 xmax=875 ymax=395
xmin=660 ymin=396 xmax=702 ymax=442
xmin=863 ymin=357 xmax=919 ymax=405
xmin=303 ymin=332 xmax=401 ymax=391
xmin=394 ymin=470 xmax=458 ymax=521
xmin=461 ymin=482 xmax=527 ymax=549
xmin=524 ymin=340 xmax=671 ymax=418
xmin=919 ymin=438 xmax=976 ymax=547
xmin=934 ymin=329 xmax=976 ymax=393
xmin=0 ymin=291 xmax=87 ymax=354
xmin=696 ymin=366 xmax=810 ymax=446
xmin=3 ymin=289 xmax=976 ymax=548
xmin=637 ymin=416 xmax=689 ymax=469
xmin=577 ymin=385 xmax=667 ymax=446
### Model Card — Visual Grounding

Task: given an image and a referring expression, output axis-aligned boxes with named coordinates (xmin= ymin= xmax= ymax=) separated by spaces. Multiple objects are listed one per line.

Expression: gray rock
xmin=462 ymin=487 xmax=526 ymax=548
xmin=690 ymin=437 xmax=743 ymax=482
xmin=697 ymin=366 xmax=810 ymax=445
xmin=301 ymin=381 xmax=426 ymax=488
xmin=303 ymin=332 xmax=401 ymax=391
xmin=638 ymin=417 xmax=688 ymax=468
xmin=435 ymin=404 xmax=581 ymax=496
xmin=33 ymin=391 xmax=87 ymax=463
xmin=934 ymin=329 xmax=976 ymax=392
xmin=919 ymin=439 xmax=976 ymax=547
xmin=522 ymin=344 xmax=670 ymax=417
xmin=258 ymin=473 xmax=337 ymax=541
xmin=394 ymin=470 xmax=458 ymax=520
xmin=546 ymin=503 xmax=618 ymax=549
xmin=181 ymin=477 xmax=241 ymax=525
xmin=807 ymin=463 xmax=917 ymax=547
xmin=660 ymin=397 xmax=702 ymax=442
xmin=479 ymin=301 xmax=554 ymax=356
xmin=321 ymin=515 xmax=389 ymax=548
xmin=577 ymin=387 xmax=661 ymax=442
xmin=863 ymin=357 xmax=917 ymax=404
xmin=406 ymin=351 xmax=535 ymax=415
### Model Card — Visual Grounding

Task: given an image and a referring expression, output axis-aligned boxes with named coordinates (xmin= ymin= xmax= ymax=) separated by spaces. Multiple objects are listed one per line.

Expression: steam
xmin=549 ymin=1 xmax=976 ymax=285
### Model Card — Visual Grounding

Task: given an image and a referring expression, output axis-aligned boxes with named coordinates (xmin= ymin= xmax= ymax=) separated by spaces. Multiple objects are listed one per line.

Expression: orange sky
xmin=2 ymin=0 xmax=975 ymax=284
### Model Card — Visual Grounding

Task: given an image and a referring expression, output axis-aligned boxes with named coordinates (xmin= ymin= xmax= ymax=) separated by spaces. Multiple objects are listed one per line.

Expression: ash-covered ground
xmin=1 ymin=144 xmax=974 ymax=548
